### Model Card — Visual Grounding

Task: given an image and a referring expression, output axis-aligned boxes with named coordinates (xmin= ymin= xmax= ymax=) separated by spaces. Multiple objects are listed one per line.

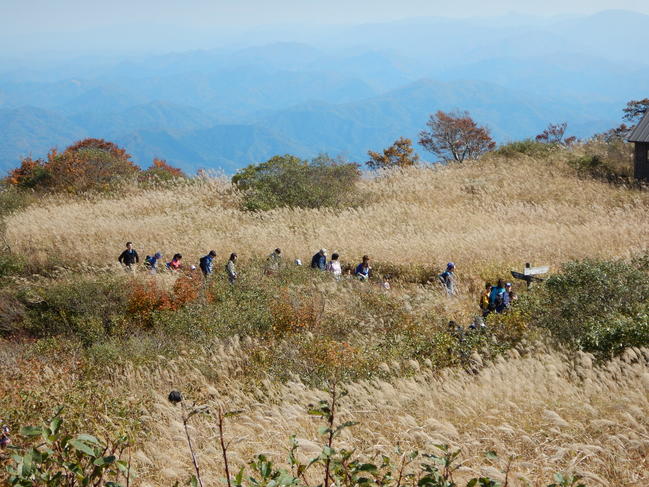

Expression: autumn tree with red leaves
xmin=5 ymin=139 xmax=184 ymax=193
xmin=366 ymin=137 xmax=419 ymax=170
xmin=593 ymin=123 xmax=633 ymax=143
xmin=418 ymin=111 xmax=496 ymax=163
xmin=45 ymin=138 xmax=139 ymax=192
xmin=535 ymin=122 xmax=577 ymax=147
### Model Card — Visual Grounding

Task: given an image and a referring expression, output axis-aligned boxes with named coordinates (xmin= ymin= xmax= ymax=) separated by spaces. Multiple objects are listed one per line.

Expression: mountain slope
xmin=0 ymin=106 xmax=86 ymax=167
xmin=251 ymin=79 xmax=619 ymax=161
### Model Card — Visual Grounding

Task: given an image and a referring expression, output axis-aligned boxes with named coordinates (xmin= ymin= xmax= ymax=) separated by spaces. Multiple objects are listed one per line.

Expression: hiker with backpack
xmin=144 ymin=252 xmax=163 ymax=274
xmin=489 ymin=279 xmax=507 ymax=313
xmin=226 ymin=253 xmax=238 ymax=283
xmin=118 ymin=241 xmax=139 ymax=270
xmin=199 ymin=250 xmax=217 ymax=277
xmin=504 ymin=282 xmax=517 ymax=309
xmin=311 ymin=248 xmax=327 ymax=271
xmin=439 ymin=262 xmax=456 ymax=295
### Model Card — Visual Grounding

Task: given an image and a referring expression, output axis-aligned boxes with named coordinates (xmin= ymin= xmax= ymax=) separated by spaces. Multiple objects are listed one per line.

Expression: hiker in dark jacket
xmin=199 ymin=250 xmax=217 ymax=277
xmin=118 ymin=242 xmax=139 ymax=268
xmin=311 ymin=249 xmax=327 ymax=270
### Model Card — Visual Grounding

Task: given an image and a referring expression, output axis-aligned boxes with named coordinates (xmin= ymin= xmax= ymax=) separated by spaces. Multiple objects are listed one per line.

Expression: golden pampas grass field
xmin=3 ymin=151 xmax=649 ymax=486
xmin=112 ymin=342 xmax=649 ymax=486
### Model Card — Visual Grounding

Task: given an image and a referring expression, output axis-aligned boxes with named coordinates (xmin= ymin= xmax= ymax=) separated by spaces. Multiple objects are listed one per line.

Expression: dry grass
xmin=6 ymin=154 xmax=649 ymax=276
xmin=118 ymin=341 xmax=649 ymax=486
xmin=5 ymin=152 xmax=649 ymax=486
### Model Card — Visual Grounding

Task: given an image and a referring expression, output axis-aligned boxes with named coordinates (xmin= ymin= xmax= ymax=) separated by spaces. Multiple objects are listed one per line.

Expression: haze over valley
xmin=1 ymin=9 xmax=648 ymax=172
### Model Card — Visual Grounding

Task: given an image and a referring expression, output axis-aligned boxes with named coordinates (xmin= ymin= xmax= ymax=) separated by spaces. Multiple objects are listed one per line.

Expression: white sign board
xmin=524 ymin=266 xmax=549 ymax=276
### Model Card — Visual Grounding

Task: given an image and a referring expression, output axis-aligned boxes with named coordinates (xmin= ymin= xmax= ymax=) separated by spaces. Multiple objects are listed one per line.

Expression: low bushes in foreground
xmin=2 ymin=389 xmax=589 ymax=487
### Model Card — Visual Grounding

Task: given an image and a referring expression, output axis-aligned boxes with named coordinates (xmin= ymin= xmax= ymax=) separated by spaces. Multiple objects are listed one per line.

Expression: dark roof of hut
xmin=629 ymin=112 xmax=649 ymax=143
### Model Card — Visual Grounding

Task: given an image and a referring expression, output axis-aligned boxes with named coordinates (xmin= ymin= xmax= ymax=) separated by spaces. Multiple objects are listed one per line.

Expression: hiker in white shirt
xmin=326 ymin=252 xmax=342 ymax=279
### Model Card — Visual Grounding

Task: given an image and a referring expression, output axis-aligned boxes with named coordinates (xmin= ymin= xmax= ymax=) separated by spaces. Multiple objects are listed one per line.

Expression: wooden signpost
xmin=511 ymin=263 xmax=550 ymax=288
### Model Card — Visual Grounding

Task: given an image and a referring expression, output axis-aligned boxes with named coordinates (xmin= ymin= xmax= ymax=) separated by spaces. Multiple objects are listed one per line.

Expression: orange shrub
xmin=270 ymin=289 xmax=324 ymax=335
xmin=171 ymin=274 xmax=202 ymax=308
xmin=7 ymin=157 xmax=50 ymax=188
xmin=127 ymin=275 xmax=202 ymax=325
xmin=126 ymin=279 xmax=173 ymax=325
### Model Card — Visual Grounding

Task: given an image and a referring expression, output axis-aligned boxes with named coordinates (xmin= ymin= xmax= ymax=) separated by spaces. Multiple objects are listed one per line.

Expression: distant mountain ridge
xmin=1 ymin=10 xmax=647 ymax=173
xmin=0 ymin=79 xmax=619 ymax=173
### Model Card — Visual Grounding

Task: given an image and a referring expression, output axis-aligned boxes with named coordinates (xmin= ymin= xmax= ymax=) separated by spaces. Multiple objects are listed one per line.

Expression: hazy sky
xmin=2 ymin=0 xmax=649 ymax=30
xmin=1 ymin=0 xmax=648 ymax=58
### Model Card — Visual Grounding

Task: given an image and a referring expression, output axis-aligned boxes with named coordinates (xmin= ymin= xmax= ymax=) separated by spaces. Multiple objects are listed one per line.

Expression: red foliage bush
xmin=127 ymin=275 xmax=202 ymax=325
xmin=5 ymin=139 xmax=183 ymax=193
xmin=7 ymin=157 xmax=50 ymax=188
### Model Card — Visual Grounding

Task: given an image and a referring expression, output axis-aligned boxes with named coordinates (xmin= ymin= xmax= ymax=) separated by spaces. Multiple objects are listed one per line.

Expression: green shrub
xmin=528 ymin=258 xmax=649 ymax=355
xmin=0 ymin=253 xmax=27 ymax=280
xmin=0 ymin=290 xmax=25 ymax=335
xmin=495 ymin=139 xmax=558 ymax=158
xmin=21 ymin=276 xmax=131 ymax=344
xmin=232 ymin=154 xmax=363 ymax=211
xmin=5 ymin=409 xmax=133 ymax=487
xmin=568 ymin=154 xmax=616 ymax=179
xmin=0 ymin=185 xmax=37 ymax=218
xmin=572 ymin=139 xmax=633 ymax=180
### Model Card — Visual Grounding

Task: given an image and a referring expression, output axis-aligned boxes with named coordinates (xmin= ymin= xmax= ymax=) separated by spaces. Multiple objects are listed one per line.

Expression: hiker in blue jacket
xmin=439 ymin=262 xmax=456 ymax=295
xmin=311 ymin=248 xmax=327 ymax=270
xmin=144 ymin=252 xmax=163 ymax=274
xmin=489 ymin=279 xmax=507 ymax=313
xmin=355 ymin=255 xmax=371 ymax=281
xmin=199 ymin=250 xmax=217 ymax=277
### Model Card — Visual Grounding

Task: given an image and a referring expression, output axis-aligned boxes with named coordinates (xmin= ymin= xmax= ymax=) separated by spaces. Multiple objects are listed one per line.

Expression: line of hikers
xmin=117 ymin=243 xmax=383 ymax=286
xmin=118 ymin=242 xmax=240 ymax=282
xmin=118 ymin=242 xmax=517 ymax=313
xmin=308 ymin=249 xmax=377 ymax=283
